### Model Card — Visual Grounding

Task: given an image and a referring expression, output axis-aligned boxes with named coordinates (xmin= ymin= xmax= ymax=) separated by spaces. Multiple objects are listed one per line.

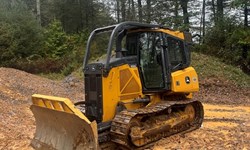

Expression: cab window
xmin=166 ymin=37 xmax=186 ymax=70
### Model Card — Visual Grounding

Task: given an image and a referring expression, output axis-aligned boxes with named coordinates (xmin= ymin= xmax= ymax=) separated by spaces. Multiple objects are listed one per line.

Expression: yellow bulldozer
xmin=30 ymin=22 xmax=204 ymax=150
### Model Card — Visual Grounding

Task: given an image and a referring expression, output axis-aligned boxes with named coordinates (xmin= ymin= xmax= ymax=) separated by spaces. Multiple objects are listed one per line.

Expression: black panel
xmin=84 ymin=63 xmax=104 ymax=123
xmin=109 ymin=56 xmax=137 ymax=68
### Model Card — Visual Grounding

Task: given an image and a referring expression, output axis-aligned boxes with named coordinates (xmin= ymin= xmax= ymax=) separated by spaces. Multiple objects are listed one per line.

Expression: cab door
xmin=138 ymin=32 xmax=168 ymax=92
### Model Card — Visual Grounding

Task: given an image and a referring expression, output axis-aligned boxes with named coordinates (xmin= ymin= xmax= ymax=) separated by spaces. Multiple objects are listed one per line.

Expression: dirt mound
xmin=0 ymin=67 xmax=84 ymax=149
xmin=196 ymin=77 xmax=250 ymax=105
xmin=0 ymin=67 xmax=84 ymax=102
xmin=0 ymin=67 xmax=249 ymax=149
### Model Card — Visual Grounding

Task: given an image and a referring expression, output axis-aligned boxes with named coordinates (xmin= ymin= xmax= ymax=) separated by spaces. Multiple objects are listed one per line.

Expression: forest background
xmin=0 ymin=0 xmax=249 ymax=75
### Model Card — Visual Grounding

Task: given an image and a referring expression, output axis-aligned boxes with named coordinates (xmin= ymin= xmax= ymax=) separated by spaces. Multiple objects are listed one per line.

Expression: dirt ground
xmin=153 ymin=104 xmax=250 ymax=150
xmin=0 ymin=67 xmax=249 ymax=150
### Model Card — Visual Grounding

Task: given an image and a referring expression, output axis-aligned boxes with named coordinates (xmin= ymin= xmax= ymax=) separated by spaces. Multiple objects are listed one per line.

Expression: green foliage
xmin=0 ymin=0 xmax=113 ymax=74
xmin=37 ymin=20 xmax=89 ymax=75
xmin=43 ymin=20 xmax=70 ymax=59
xmin=0 ymin=0 xmax=43 ymax=66
xmin=229 ymin=28 xmax=250 ymax=46
xmin=37 ymin=0 xmax=114 ymax=33
xmin=231 ymin=0 xmax=250 ymax=8
xmin=196 ymin=17 xmax=250 ymax=72
xmin=0 ymin=0 xmax=248 ymax=77
xmin=0 ymin=22 xmax=14 ymax=61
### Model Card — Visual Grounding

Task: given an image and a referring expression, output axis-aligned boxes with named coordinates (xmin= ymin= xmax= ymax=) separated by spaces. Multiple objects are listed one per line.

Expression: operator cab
xmin=118 ymin=30 xmax=191 ymax=92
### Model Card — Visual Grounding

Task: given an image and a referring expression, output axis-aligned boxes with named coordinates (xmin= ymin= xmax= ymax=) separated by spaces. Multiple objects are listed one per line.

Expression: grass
xmin=70 ymin=67 xmax=84 ymax=79
xmin=38 ymin=67 xmax=84 ymax=81
xmin=192 ymin=52 xmax=250 ymax=88
xmin=39 ymin=72 xmax=66 ymax=80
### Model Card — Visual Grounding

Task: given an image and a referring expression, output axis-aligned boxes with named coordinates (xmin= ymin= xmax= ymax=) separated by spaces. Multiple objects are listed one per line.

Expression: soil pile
xmin=197 ymin=77 xmax=250 ymax=105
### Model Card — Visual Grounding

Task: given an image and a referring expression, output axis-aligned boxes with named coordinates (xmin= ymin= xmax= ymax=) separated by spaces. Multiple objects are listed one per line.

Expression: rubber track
xmin=110 ymin=100 xmax=204 ymax=149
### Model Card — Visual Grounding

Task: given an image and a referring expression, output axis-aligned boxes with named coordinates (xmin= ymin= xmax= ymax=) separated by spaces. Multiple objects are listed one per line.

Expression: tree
xmin=116 ymin=0 xmax=120 ymax=22
xmin=243 ymin=1 xmax=248 ymax=27
xmin=180 ymin=0 xmax=190 ymax=31
xmin=138 ymin=0 xmax=142 ymax=22
xmin=216 ymin=0 xmax=224 ymax=24
xmin=146 ymin=0 xmax=151 ymax=23
xmin=121 ymin=0 xmax=126 ymax=22
xmin=202 ymin=0 xmax=206 ymax=41
xmin=0 ymin=0 xmax=43 ymax=65
xmin=43 ymin=20 xmax=69 ymax=59
xmin=173 ymin=0 xmax=180 ymax=28
xmin=36 ymin=0 xmax=41 ymax=25
xmin=229 ymin=0 xmax=250 ymax=73
xmin=131 ymin=0 xmax=136 ymax=21
xmin=211 ymin=0 xmax=216 ymax=20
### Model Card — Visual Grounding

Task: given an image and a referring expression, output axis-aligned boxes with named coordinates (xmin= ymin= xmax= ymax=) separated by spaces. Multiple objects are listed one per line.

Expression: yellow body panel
xmin=159 ymin=29 xmax=184 ymax=39
xmin=171 ymin=67 xmax=199 ymax=93
xmin=102 ymin=64 xmax=144 ymax=122
xmin=129 ymin=28 xmax=185 ymax=40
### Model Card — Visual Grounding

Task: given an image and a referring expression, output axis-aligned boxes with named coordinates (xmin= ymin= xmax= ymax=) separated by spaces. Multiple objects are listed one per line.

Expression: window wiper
xmin=172 ymin=62 xmax=183 ymax=70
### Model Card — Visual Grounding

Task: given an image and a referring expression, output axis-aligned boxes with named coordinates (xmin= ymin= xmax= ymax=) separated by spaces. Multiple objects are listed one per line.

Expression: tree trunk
xmin=202 ymin=0 xmax=206 ymax=39
xmin=85 ymin=0 xmax=89 ymax=28
xmin=36 ymin=0 xmax=41 ymax=25
xmin=211 ymin=0 xmax=216 ymax=22
xmin=146 ymin=0 xmax=151 ymax=23
xmin=242 ymin=1 xmax=249 ymax=74
xmin=137 ymin=0 xmax=142 ymax=22
xmin=121 ymin=0 xmax=126 ymax=22
xmin=79 ymin=0 xmax=84 ymax=30
xmin=244 ymin=2 xmax=248 ymax=27
xmin=90 ymin=0 xmax=94 ymax=28
xmin=216 ymin=0 xmax=224 ymax=24
xmin=132 ymin=0 xmax=135 ymax=21
xmin=180 ymin=0 xmax=189 ymax=31
xmin=117 ymin=0 xmax=120 ymax=23
xmin=174 ymin=1 xmax=179 ymax=28
xmin=128 ymin=0 xmax=131 ymax=20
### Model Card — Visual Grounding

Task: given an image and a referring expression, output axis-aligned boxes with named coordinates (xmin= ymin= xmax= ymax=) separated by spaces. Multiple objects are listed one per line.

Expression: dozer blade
xmin=30 ymin=94 xmax=98 ymax=150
